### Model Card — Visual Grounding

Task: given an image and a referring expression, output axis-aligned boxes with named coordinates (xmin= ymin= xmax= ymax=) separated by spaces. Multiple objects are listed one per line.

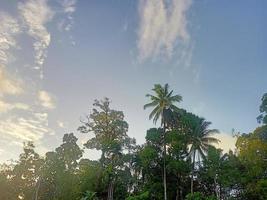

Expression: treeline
xmin=0 ymin=84 xmax=266 ymax=200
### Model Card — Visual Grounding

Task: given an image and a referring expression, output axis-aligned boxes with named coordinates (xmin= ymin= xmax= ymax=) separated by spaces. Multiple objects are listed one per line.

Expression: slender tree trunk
xmin=214 ymin=175 xmax=220 ymax=200
xmin=176 ymin=175 xmax=179 ymax=200
xmin=163 ymin=120 xmax=167 ymax=200
xmin=107 ymin=181 xmax=114 ymax=200
xmin=163 ymin=139 xmax=167 ymax=200
xmin=191 ymin=150 xmax=196 ymax=194
xmin=180 ymin=184 xmax=183 ymax=200
xmin=33 ymin=177 xmax=41 ymax=200
xmin=176 ymin=174 xmax=183 ymax=200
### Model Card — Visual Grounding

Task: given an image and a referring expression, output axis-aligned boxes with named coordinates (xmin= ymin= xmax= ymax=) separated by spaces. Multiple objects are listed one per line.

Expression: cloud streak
xmin=0 ymin=13 xmax=23 ymax=97
xmin=137 ymin=0 xmax=192 ymax=61
xmin=0 ymin=112 xmax=53 ymax=142
xmin=0 ymin=12 xmax=21 ymax=64
xmin=18 ymin=0 xmax=54 ymax=79
xmin=0 ymin=100 xmax=29 ymax=113
xmin=0 ymin=66 xmax=23 ymax=97
xmin=58 ymin=0 xmax=77 ymax=32
xmin=0 ymin=1 xmax=78 ymax=160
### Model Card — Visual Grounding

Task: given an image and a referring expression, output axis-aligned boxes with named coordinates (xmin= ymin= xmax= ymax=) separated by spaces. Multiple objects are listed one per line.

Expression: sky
xmin=0 ymin=0 xmax=266 ymax=162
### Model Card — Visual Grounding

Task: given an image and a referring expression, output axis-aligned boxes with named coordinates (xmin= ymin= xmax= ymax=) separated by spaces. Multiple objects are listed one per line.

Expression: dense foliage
xmin=0 ymin=86 xmax=266 ymax=200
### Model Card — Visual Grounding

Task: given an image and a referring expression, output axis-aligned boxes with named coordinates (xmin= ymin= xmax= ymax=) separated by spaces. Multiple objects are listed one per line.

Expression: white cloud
xmin=0 ymin=100 xmax=29 ymax=113
xmin=0 ymin=113 xmax=53 ymax=142
xmin=0 ymin=13 xmax=23 ymax=97
xmin=0 ymin=12 xmax=21 ymax=64
xmin=214 ymin=133 xmax=237 ymax=153
xmin=58 ymin=0 xmax=77 ymax=32
xmin=18 ymin=0 xmax=54 ymax=79
xmin=0 ymin=66 xmax=23 ymax=97
xmin=38 ymin=90 xmax=56 ymax=109
xmin=137 ymin=0 xmax=192 ymax=61
xmin=61 ymin=0 xmax=77 ymax=14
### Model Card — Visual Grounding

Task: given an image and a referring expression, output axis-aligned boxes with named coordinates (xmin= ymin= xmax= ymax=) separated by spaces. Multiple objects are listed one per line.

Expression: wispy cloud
xmin=0 ymin=1 xmax=79 ymax=160
xmin=0 ymin=12 xmax=21 ymax=64
xmin=58 ymin=0 xmax=77 ymax=32
xmin=0 ymin=66 xmax=23 ymax=97
xmin=137 ymin=0 xmax=192 ymax=61
xmin=38 ymin=90 xmax=56 ymax=109
xmin=0 ymin=112 xmax=53 ymax=142
xmin=0 ymin=100 xmax=29 ymax=113
xmin=0 ymin=13 xmax=23 ymax=97
xmin=18 ymin=0 xmax=54 ymax=79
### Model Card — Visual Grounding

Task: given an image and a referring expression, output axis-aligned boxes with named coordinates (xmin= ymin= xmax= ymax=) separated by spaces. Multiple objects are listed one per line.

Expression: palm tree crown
xmin=188 ymin=116 xmax=220 ymax=194
xmin=188 ymin=118 xmax=220 ymax=160
xmin=144 ymin=83 xmax=182 ymax=125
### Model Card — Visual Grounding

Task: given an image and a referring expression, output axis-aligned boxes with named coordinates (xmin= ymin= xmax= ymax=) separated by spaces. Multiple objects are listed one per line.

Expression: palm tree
xmin=188 ymin=117 xmax=219 ymax=194
xmin=144 ymin=83 xmax=182 ymax=200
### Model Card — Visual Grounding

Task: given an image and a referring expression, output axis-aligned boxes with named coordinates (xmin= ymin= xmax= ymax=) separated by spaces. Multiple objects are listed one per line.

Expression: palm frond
xmin=205 ymin=129 xmax=219 ymax=135
xmin=198 ymin=148 xmax=206 ymax=160
xmin=144 ymin=101 xmax=158 ymax=110
xmin=169 ymin=95 xmax=182 ymax=102
xmin=149 ymin=106 xmax=160 ymax=121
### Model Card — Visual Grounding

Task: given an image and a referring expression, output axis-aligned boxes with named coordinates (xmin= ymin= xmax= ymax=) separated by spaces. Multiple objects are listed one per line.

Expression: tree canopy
xmin=0 ymin=88 xmax=266 ymax=200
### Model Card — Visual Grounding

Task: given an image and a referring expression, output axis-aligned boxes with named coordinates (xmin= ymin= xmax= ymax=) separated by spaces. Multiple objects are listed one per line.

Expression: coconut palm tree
xmin=188 ymin=117 xmax=219 ymax=194
xmin=144 ymin=83 xmax=182 ymax=200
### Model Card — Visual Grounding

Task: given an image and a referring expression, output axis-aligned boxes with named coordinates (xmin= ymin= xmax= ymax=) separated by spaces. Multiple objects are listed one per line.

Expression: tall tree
xmin=166 ymin=130 xmax=191 ymax=200
xmin=11 ymin=142 xmax=43 ymax=200
xmin=187 ymin=117 xmax=219 ymax=194
xmin=37 ymin=133 xmax=83 ymax=200
xmin=257 ymin=93 xmax=267 ymax=124
xmin=144 ymin=83 xmax=182 ymax=200
xmin=55 ymin=133 xmax=83 ymax=171
xmin=236 ymin=127 xmax=267 ymax=199
xmin=78 ymin=98 xmax=135 ymax=200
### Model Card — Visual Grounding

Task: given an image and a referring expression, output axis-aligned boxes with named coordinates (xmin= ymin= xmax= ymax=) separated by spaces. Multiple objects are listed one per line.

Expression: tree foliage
xmin=0 ymin=89 xmax=266 ymax=200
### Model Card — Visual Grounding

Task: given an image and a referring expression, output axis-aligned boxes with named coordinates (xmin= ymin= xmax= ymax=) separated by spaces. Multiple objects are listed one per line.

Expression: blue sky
xmin=0 ymin=0 xmax=266 ymax=162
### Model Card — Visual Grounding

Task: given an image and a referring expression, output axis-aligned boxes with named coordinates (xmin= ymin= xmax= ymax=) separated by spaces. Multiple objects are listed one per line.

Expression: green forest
xmin=0 ymin=84 xmax=266 ymax=200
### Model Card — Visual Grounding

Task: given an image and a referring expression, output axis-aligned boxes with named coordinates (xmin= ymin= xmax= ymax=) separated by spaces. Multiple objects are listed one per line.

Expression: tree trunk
xmin=33 ymin=177 xmax=41 ymax=200
xmin=191 ymin=150 xmax=196 ymax=194
xmin=176 ymin=187 xmax=179 ymax=200
xmin=107 ymin=181 xmax=114 ymax=200
xmin=176 ymin=174 xmax=183 ymax=200
xmin=163 ymin=121 xmax=167 ymax=200
xmin=214 ymin=175 xmax=220 ymax=200
xmin=176 ymin=174 xmax=180 ymax=200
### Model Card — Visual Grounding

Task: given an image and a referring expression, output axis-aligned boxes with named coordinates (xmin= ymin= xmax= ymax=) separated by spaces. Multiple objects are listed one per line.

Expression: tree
xmin=136 ymin=128 xmax=165 ymax=200
xmin=198 ymin=147 xmax=227 ymax=198
xmin=78 ymin=159 xmax=105 ymax=199
xmin=78 ymin=98 xmax=135 ymax=200
xmin=0 ymin=164 xmax=14 ymax=200
xmin=10 ymin=142 xmax=43 ymax=200
xmin=187 ymin=117 xmax=219 ymax=194
xmin=236 ymin=127 xmax=267 ymax=199
xmin=55 ymin=133 xmax=83 ymax=171
xmin=166 ymin=130 xmax=191 ymax=200
xmin=144 ymin=83 xmax=182 ymax=200
xmin=257 ymin=93 xmax=267 ymax=124
xmin=37 ymin=133 xmax=83 ymax=200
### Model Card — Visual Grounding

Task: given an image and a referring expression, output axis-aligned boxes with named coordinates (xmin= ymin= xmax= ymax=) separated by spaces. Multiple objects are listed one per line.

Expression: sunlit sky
xmin=0 ymin=0 xmax=266 ymax=162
